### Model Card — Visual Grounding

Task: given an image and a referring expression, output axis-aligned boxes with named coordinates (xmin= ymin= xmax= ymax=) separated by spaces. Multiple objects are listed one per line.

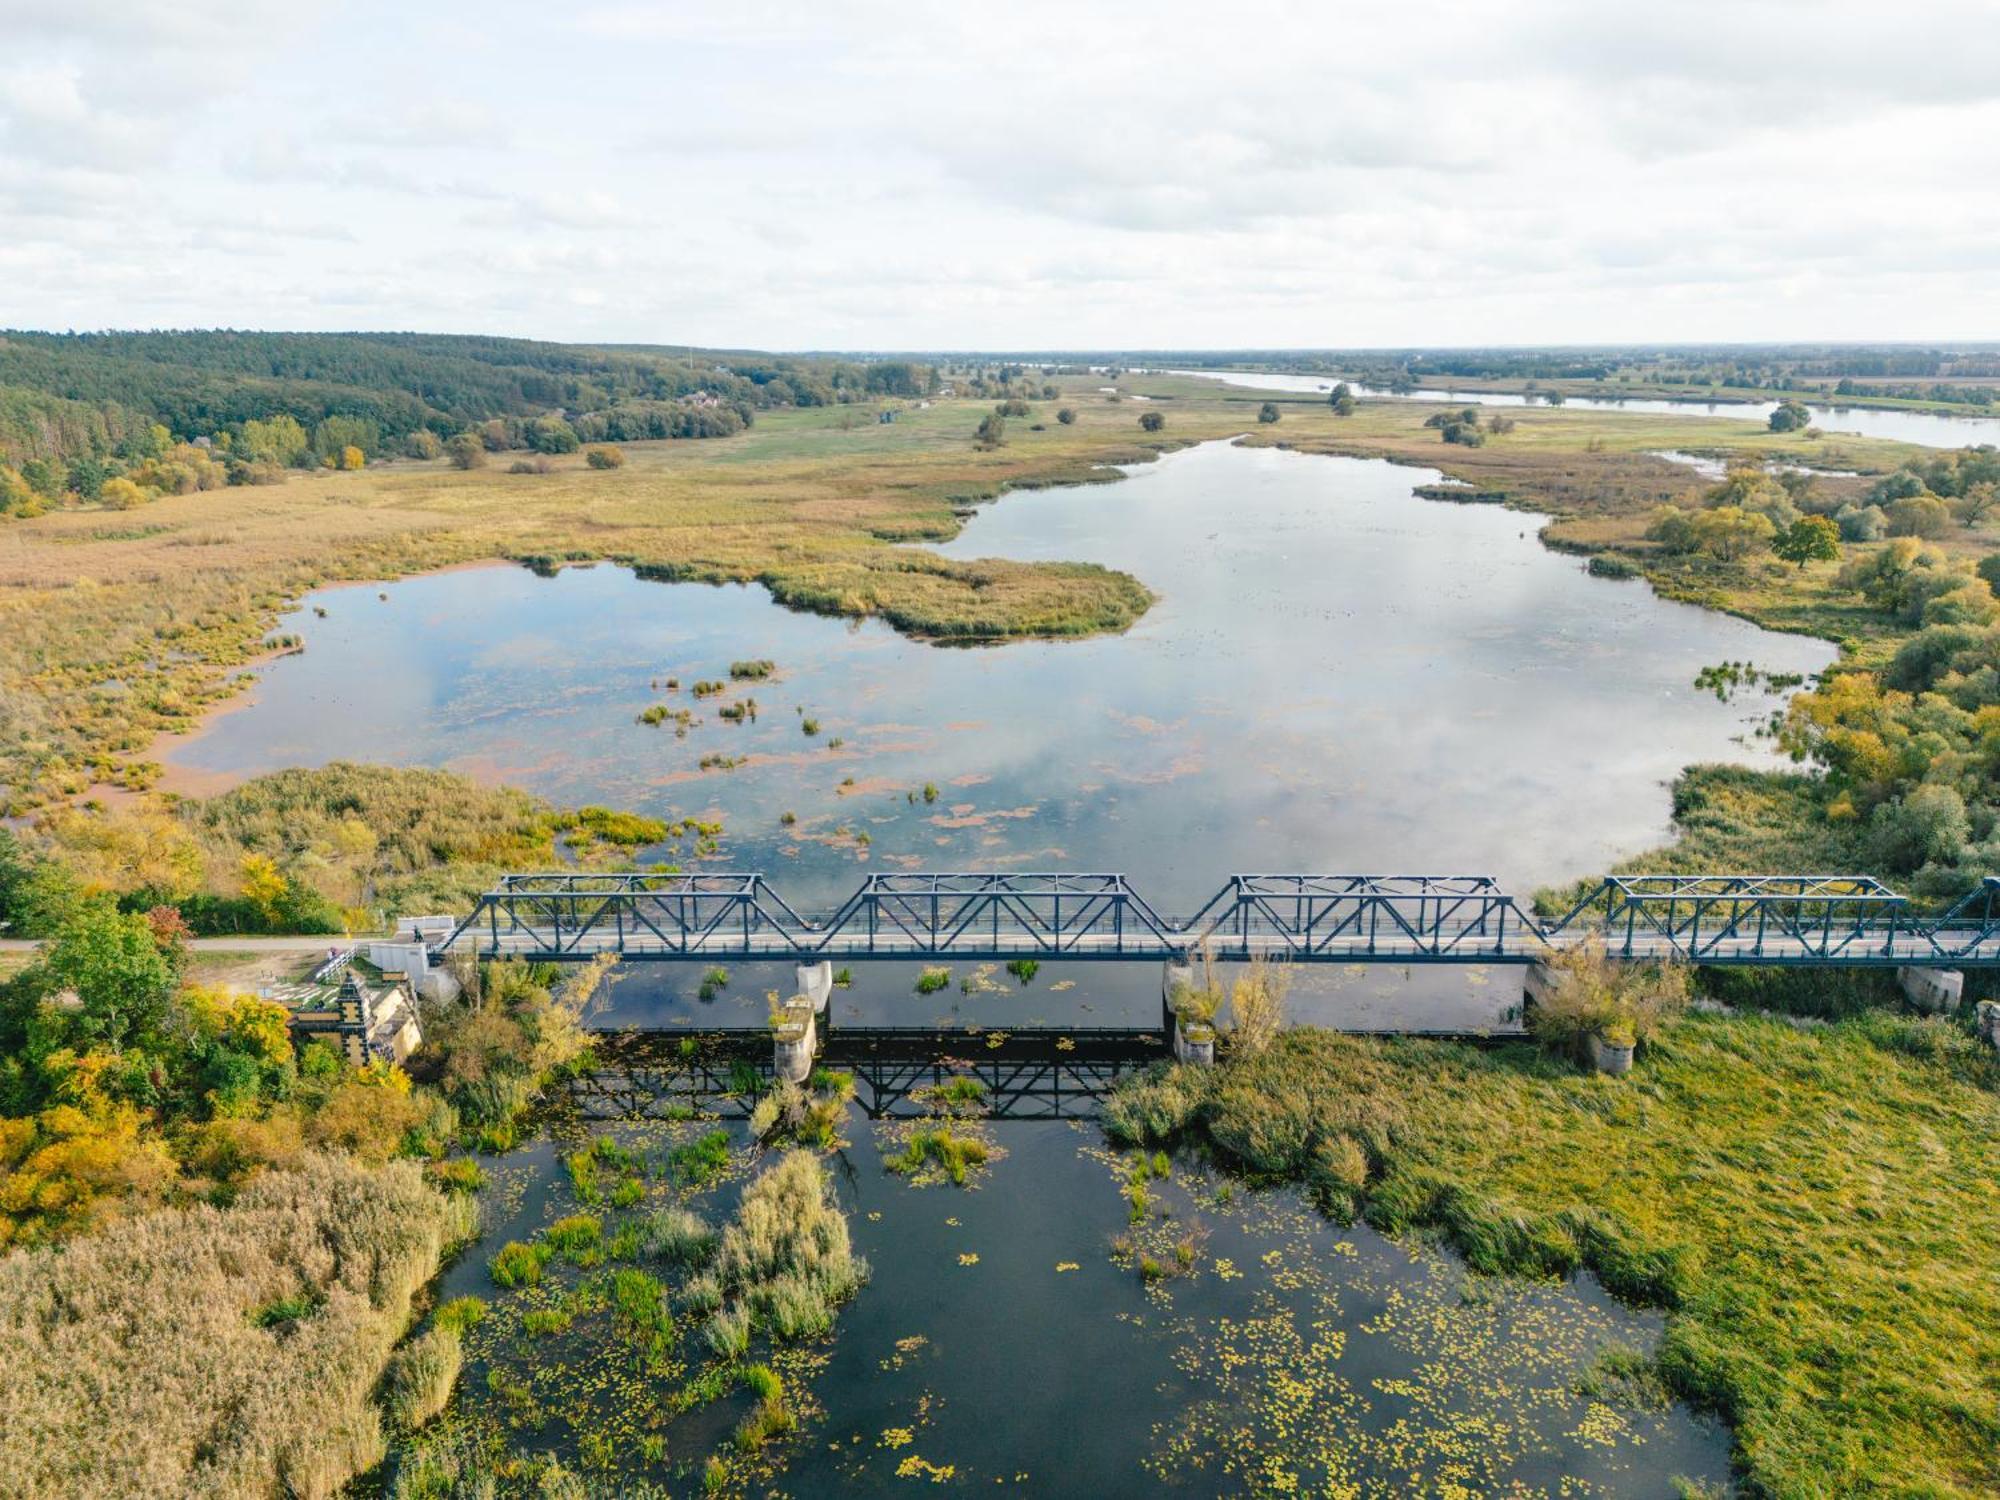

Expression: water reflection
xmin=170 ymin=442 xmax=1831 ymax=912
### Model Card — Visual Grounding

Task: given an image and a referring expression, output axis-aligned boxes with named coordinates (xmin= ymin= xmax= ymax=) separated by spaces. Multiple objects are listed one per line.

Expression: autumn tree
xmin=445 ymin=433 xmax=486 ymax=469
xmin=1774 ymin=515 xmax=1841 ymax=569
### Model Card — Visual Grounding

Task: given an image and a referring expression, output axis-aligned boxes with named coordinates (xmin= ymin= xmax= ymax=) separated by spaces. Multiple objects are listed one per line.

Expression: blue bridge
xmin=432 ymin=871 xmax=2000 ymax=968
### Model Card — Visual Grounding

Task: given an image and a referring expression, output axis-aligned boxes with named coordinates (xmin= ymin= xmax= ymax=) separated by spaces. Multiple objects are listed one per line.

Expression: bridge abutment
xmin=1897 ymin=966 xmax=1963 ymax=1015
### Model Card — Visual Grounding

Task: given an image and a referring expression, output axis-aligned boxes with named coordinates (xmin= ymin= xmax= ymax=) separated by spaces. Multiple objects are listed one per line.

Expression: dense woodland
xmin=0 ymin=331 xmax=936 ymax=513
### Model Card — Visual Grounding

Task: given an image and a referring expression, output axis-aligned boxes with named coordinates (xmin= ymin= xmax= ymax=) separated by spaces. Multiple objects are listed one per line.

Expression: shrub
xmin=384 ymin=1326 xmax=462 ymax=1431
xmin=1526 ymin=940 xmax=1687 ymax=1054
xmin=585 ymin=445 xmax=626 ymax=470
xmin=641 ymin=1207 xmax=718 ymax=1267
xmin=1257 ymin=402 xmax=1281 ymax=424
xmin=1056 ymin=407 xmax=1076 ymax=425
xmin=444 ymin=433 xmax=485 ymax=469
xmin=1139 ymin=411 xmax=1165 ymax=433
xmin=914 ymin=966 xmax=951 ymax=995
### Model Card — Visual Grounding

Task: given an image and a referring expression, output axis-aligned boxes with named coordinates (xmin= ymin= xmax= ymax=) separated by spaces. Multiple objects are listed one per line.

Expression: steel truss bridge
xmin=433 ymin=871 xmax=2000 ymax=968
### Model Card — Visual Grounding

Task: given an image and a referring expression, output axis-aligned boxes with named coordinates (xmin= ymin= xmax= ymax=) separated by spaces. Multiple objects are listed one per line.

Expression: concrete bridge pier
xmin=1897 ymin=966 xmax=1963 ymax=1015
xmin=1162 ymin=960 xmax=1213 ymax=1064
xmin=795 ymin=960 xmax=834 ymax=1015
xmin=773 ymin=995 xmax=817 ymax=1084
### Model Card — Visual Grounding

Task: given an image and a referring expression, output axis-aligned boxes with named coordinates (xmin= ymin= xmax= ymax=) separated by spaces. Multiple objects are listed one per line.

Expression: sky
xmin=4 ymin=0 xmax=1998 ymax=351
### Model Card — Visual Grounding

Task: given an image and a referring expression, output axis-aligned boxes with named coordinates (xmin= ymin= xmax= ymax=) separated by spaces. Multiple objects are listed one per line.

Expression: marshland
xmin=4 ymin=343 xmax=2000 ymax=1498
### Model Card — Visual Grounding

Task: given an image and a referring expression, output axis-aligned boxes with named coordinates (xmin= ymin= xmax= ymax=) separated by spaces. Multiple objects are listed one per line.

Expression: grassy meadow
xmin=1107 ymin=1017 xmax=2000 ymax=1498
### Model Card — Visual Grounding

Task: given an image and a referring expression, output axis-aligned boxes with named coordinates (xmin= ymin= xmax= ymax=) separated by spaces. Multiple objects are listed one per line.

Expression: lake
xmin=1167 ymin=367 xmax=2000 ymax=449
xmin=171 ymin=440 xmax=1830 ymax=913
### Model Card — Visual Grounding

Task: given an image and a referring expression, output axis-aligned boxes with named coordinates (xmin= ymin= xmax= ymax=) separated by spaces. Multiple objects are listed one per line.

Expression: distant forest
xmin=0 ymin=331 xmax=936 ymax=508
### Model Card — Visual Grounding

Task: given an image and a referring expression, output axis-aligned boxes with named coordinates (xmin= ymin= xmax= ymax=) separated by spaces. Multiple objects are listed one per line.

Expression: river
xmin=186 ymin=439 xmax=1781 ymax=1491
xmin=1166 ymin=367 xmax=2000 ymax=449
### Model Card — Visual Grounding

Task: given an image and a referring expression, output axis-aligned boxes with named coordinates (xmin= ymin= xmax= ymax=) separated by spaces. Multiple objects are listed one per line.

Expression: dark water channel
xmin=424 ymin=1111 xmax=1731 ymax=1495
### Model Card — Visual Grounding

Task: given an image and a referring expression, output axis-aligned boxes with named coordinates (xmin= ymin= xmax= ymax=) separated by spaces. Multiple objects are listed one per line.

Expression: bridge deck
xmin=430 ymin=872 xmax=2000 ymax=968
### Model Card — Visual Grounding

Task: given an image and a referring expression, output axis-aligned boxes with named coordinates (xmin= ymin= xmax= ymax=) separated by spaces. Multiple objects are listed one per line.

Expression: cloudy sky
xmin=4 ymin=0 xmax=1997 ymax=350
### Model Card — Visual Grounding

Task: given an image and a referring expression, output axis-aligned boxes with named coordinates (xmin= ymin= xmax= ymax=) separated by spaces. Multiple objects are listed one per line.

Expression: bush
xmin=1139 ymin=411 xmax=1165 ymax=433
xmin=1257 ymin=402 xmax=1280 ymax=424
xmin=444 ymin=433 xmax=485 ymax=470
xmin=1526 ymin=940 xmax=1687 ymax=1053
xmin=1056 ymin=407 xmax=1076 ymax=425
xmin=641 ymin=1207 xmax=718 ymax=1267
xmin=584 ymin=444 xmax=625 ymax=470
xmin=384 ymin=1325 xmax=462 ymax=1431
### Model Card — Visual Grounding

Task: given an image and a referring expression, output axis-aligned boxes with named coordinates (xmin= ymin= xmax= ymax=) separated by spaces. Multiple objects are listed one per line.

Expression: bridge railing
xmin=430 ymin=870 xmax=2000 ymax=967
xmin=810 ymin=873 xmax=1179 ymax=957
xmin=435 ymin=873 xmax=817 ymax=959
xmin=1180 ymin=874 xmax=1542 ymax=959
xmin=1544 ymin=874 xmax=1954 ymax=963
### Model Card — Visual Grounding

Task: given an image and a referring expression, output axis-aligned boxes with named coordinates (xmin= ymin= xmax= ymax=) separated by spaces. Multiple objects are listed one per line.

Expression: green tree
xmin=0 ymin=828 xmax=33 ymax=932
xmin=1769 ymin=400 xmax=1813 ymax=433
xmin=1886 ymin=494 xmax=1951 ymax=539
xmin=1257 ymin=402 xmax=1280 ymax=424
xmin=1056 ymin=408 xmax=1076 ymax=425
xmin=526 ymin=417 xmax=580 ymax=454
xmin=42 ymin=902 xmax=181 ymax=1047
xmin=973 ymin=413 xmax=1006 ymax=448
xmin=1774 ymin=515 xmax=1841 ymax=569
xmin=1139 ymin=411 xmax=1165 ymax=433
xmin=312 ymin=415 xmax=380 ymax=465
xmin=1690 ymin=506 xmax=1777 ymax=561
xmin=1328 ymin=383 xmax=1355 ymax=417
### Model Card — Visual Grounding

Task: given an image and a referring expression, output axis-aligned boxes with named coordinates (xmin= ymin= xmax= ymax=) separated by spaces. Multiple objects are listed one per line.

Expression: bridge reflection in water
xmin=567 ymin=1028 xmax=1167 ymax=1122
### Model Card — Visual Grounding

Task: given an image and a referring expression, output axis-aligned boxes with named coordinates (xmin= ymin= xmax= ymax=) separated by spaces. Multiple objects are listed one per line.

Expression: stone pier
xmin=773 ymin=995 xmax=817 ymax=1083
xmin=795 ymin=960 xmax=834 ymax=1014
xmin=1897 ymin=966 xmax=1963 ymax=1016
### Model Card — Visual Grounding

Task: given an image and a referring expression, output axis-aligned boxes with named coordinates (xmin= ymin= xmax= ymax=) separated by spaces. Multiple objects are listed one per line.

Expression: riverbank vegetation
xmin=1104 ymin=1018 xmax=2000 ymax=1498
xmin=0 ymin=1153 xmax=474 ymax=1499
xmin=2 ymin=764 xmax=678 ymax=940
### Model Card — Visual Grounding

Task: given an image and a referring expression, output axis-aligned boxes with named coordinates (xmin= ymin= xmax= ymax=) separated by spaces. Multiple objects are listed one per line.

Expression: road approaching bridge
xmin=431 ymin=871 xmax=2000 ymax=969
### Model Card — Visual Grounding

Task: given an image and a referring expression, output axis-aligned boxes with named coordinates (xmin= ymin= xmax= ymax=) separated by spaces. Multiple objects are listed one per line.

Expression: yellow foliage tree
xmin=341 ymin=445 xmax=365 ymax=470
xmin=239 ymin=852 xmax=287 ymax=921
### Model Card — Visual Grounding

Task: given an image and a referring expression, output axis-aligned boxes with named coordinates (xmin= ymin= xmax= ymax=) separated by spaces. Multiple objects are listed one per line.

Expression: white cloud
xmin=0 ymin=0 xmax=1995 ymax=345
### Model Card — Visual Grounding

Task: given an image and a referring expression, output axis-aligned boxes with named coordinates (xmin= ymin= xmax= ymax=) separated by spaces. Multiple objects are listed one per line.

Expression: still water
xmin=203 ymin=441 xmax=1765 ymax=1490
xmin=173 ymin=441 xmax=1830 ymax=912
xmin=421 ymin=1112 xmax=1732 ymax=1495
xmin=1169 ymin=366 xmax=2000 ymax=449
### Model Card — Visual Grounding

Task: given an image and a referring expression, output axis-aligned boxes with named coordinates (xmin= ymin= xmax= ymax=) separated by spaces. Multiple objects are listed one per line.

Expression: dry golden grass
xmin=0 ymin=1154 xmax=472 ymax=1500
